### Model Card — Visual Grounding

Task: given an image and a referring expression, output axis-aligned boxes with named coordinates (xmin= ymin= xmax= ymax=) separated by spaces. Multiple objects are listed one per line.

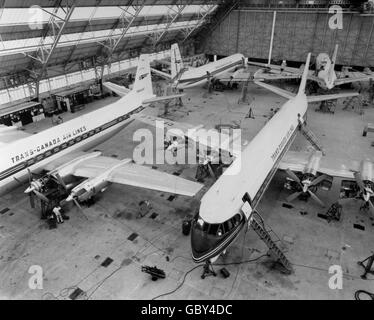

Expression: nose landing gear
xmin=201 ymin=260 xmax=216 ymax=279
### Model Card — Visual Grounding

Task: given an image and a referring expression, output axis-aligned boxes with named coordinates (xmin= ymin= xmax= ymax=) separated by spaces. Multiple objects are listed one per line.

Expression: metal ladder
xmin=299 ymin=123 xmax=326 ymax=155
xmin=249 ymin=212 xmax=293 ymax=274
xmin=320 ymin=99 xmax=337 ymax=113
xmin=343 ymin=95 xmax=363 ymax=115
xmin=238 ymin=72 xmax=254 ymax=104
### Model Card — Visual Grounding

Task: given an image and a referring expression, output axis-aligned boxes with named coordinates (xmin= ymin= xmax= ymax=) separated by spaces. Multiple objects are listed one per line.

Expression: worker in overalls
xmin=53 ymin=206 xmax=64 ymax=223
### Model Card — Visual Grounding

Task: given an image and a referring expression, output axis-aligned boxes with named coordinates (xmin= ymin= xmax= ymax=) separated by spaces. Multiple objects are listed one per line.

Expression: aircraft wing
xmin=43 ymin=151 xmax=100 ymax=172
xmin=248 ymin=61 xmax=301 ymax=73
xmin=307 ymin=91 xmax=359 ymax=103
xmin=107 ymin=162 xmax=203 ymax=196
xmin=278 ymin=151 xmax=311 ymax=172
xmin=102 ymin=82 xmax=131 ymax=97
xmin=255 ymin=80 xmax=359 ymax=102
xmin=71 ymin=155 xmax=203 ymax=197
xmin=317 ymin=165 xmax=354 ymax=180
xmin=142 ymin=93 xmax=185 ymax=105
xmin=279 ymin=150 xmax=355 ymax=179
xmin=133 ymin=114 xmax=203 ymax=133
xmin=134 ymin=114 xmax=241 ymax=157
xmin=254 ymin=72 xmax=301 ymax=81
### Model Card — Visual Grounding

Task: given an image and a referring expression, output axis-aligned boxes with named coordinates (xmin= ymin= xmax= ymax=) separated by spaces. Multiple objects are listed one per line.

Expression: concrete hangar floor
xmin=0 ymin=80 xmax=374 ymax=300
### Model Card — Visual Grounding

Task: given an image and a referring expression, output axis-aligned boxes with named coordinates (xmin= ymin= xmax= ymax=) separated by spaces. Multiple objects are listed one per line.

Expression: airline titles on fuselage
xmin=10 ymin=125 xmax=87 ymax=164
xmin=270 ymin=124 xmax=295 ymax=162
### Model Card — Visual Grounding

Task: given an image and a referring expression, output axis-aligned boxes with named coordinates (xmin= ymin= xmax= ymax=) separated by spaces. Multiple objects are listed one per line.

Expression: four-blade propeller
xmin=24 ymin=169 xmax=49 ymax=208
xmin=353 ymin=171 xmax=374 ymax=215
xmin=285 ymin=168 xmax=327 ymax=207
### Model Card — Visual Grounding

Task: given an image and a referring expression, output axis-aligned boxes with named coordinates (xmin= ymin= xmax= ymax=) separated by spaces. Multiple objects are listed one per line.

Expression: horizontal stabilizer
xmin=334 ymin=75 xmax=374 ymax=86
xmin=142 ymin=93 xmax=185 ymax=105
xmin=307 ymin=91 xmax=359 ymax=103
xmin=150 ymin=68 xmax=172 ymax=80
xmin=254 ymin=81 xmax=296 ymax=100
xmin=102 ymin=82 xmax=131 ymax=97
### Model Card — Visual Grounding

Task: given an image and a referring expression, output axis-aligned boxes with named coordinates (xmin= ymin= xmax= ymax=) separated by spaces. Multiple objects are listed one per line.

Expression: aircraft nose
xmin=191 ymin=227 xmax=217 ymax=261
xmin=190 ymin=215 xmax=245 ymax=263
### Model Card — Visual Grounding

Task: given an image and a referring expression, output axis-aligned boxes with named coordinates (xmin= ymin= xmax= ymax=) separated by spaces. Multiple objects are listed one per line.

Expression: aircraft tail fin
xmin=327 ymin=44 xmax=338 ymax=83
xmin=133 ymin=54 xmax=153 ymax=97
xmin=298 ymin=52 xmax=311 ymax=96
xmin=170 ymin=43 xmax=184 ymax=79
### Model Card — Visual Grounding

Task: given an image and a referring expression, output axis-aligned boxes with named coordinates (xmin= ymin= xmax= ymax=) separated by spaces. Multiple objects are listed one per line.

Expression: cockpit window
xmin=232 ymin=214 xmax=241 ymax=226
xmin=194 ymin=213 xmax=243 ymax=236
xmin=208 ymin=224 xmax=219 ymax=235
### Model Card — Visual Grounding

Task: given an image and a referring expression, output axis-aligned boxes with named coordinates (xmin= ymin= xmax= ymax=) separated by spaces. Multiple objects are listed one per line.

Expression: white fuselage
xmin=200 ymin=93 xmax=308 ymax=223
xmin=175 ymin=53 xmax=245 ymax=89
xmin=0 ymin=90 xmax=149 ymax=195
xmin=190 ymin=92 xmax=308 ymax=263
xmin=315 ymin=53 xmax=337 ymax=90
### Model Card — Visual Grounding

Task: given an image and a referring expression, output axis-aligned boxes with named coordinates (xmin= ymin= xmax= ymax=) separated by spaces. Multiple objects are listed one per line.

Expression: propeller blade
xmin=285 ymin=169 xmax=302 ymax=186
xmin=33 ymin=190 xmax=49 ymax=203
xmin=286 ymin=191 xmax=302 ymax=203
xmin=73 ymin=198 xmax=88 ymax=220
xmin=13 ymin=176 xmax=23 ymax=187
xmin=73 ymin=197 xmax=82 ymax=210
xmin=368 ymin=200 xmax=374 ymax=217
xmin=29 ymin=193 xmax=35 ymax=209
xmin=207 ymin=163 xmax=216 ymax=180
xmin=27 ymin=168 xmax=32 ymax=184
xmin=308 ymin=190 xmax=325 ymax=207
xmin=354 ymin=171 xmax=365 ymax=191
xmin=309 ymin=174 xmax=328 ymax=187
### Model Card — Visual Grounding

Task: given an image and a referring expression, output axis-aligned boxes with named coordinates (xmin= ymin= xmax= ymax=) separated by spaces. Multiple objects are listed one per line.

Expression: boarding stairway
xmin=299 ymin=122 xmax=326 ymax=155
xmin=249 ymin=211 xmax=293 ymax=274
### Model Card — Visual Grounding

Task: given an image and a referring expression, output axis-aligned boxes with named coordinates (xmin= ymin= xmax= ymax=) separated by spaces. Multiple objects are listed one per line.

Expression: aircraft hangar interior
xmin=0 ymin=0 xmax=374 ymax=303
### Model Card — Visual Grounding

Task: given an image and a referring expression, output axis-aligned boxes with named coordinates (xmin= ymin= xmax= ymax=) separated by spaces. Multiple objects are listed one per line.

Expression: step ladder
xmin=238 ymin=72 xmax=253 ymax=104
xmin=343 ymin=95 xmax=363 ymax=115
xmin=299 ymin=122 xmax=326 ymax=155
xmin=318 ymin=99 xmax=337 ymax=114
xmin=249 ymin=211 xmax=293 ymax=274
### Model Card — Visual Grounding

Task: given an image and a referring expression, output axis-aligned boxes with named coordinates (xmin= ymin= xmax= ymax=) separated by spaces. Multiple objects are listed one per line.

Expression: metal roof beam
xmin=63 ymin=0 xmax=102 ymax=69
xmin=23 ymin=0 xmax=76 ymax=98
xmin=181 ymin=4 xmax=215 ymax=42
xmin=150 ymin=0 xmax=189 ymax=47
xmin=98 ymin=0 xmax=145 ymax=79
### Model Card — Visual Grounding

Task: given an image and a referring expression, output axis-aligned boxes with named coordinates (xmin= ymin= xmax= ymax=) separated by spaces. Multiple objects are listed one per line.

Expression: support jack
xmin=201 ymin=260 xmax=216 ymax=279
xmin=358 ymin=253 xmax=374 ymax=279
